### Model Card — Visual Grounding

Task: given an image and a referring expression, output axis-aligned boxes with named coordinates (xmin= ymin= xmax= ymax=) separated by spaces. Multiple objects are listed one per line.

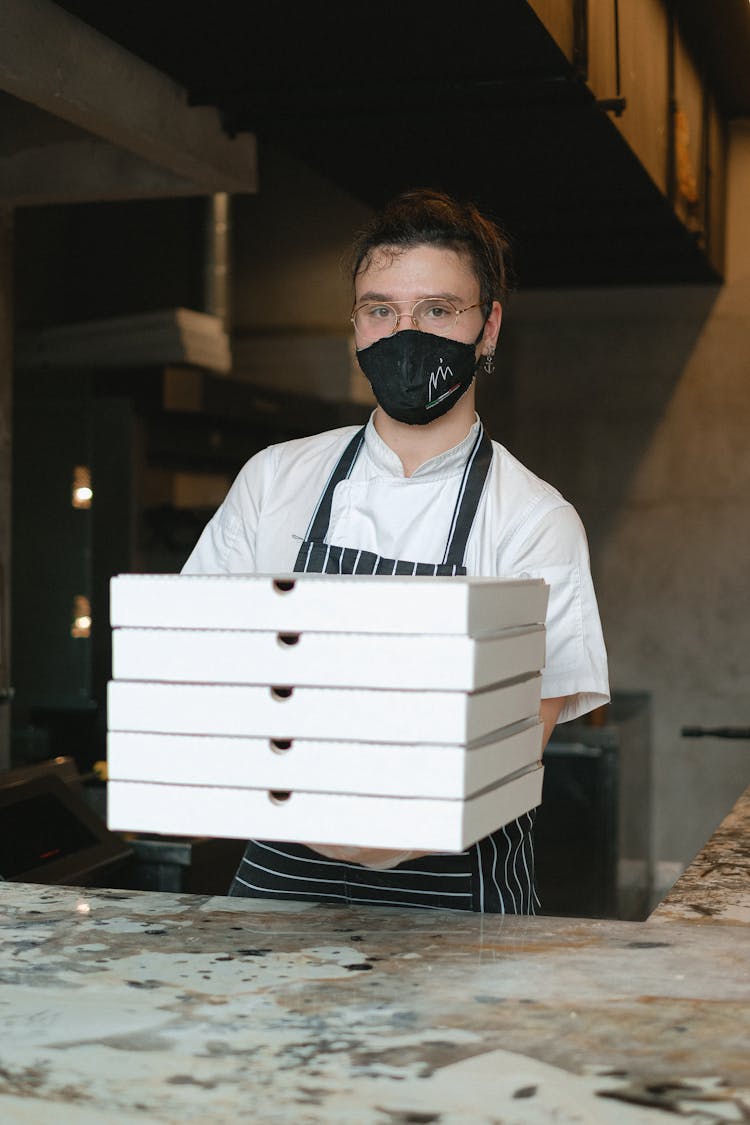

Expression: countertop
xmin=0 ymin=789 xmax=748 ymax=1124
xmin=650 ymin=785 xmax=750 ymax=925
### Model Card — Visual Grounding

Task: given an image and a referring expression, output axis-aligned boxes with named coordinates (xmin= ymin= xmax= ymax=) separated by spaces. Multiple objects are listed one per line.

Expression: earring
xmin=483 ymin=347 xmax=495 ymax=375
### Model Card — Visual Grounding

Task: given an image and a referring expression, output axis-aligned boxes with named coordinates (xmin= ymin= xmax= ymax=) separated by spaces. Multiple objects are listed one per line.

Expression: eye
xmin=356 ymin=302 xmax=393 ymax=319
xmin=420 ymin=300 xmax=456 ymax=320
xmin=353 ymin=302 xmax=397 ymax=339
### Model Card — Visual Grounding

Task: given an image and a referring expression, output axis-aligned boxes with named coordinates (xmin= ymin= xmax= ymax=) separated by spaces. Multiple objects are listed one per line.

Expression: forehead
xmin=355 ymin=244 xmax=478 ymax=299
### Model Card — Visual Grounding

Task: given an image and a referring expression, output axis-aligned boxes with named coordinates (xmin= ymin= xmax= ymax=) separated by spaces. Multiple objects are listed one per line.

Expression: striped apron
xmin=229 ymin=423 xmax=540 ymax=913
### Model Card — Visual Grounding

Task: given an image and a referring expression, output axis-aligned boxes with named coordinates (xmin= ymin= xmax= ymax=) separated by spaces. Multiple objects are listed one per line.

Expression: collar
xmin=362 ymin=412 xmax=483 ymax=480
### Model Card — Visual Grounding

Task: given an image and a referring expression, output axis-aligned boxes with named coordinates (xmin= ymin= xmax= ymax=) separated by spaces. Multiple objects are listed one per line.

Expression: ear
xmin=482 ymin=300 xmax=503 ymax=351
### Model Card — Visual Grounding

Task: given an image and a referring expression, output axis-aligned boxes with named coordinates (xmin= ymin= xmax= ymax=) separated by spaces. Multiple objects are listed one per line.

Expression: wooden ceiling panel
xmin=48 ymin=0 xmax=737 ymax=287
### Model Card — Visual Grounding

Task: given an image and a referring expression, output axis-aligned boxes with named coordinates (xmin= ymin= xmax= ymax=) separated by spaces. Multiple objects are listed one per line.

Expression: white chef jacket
xmin=182 ymin=413 xmax=610 ymax=724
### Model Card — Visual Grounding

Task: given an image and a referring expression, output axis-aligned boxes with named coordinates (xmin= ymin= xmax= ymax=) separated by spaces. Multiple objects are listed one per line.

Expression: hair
xmin=349 ymin=188 xmax=516 ymax=310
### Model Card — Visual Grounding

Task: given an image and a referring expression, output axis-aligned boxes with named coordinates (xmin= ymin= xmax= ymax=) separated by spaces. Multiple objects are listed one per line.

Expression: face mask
xmin=356 ymin=330 xmax=481 ymax=426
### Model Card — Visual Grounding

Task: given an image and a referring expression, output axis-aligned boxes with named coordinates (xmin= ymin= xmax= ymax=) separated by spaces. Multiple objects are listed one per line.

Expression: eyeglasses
xmin=351 ymin=297 xmax=484 ymax=341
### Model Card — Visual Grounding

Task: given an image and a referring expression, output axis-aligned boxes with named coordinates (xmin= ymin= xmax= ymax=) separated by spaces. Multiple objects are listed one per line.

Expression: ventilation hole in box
xmin=270 ymin=739 xmax=293 ymax=754
xmin=268 ymin=790 xmax=292 ymax=805
xmin=270 ymin=686 xmax=294 ymax=700
xmin=277 ymin=632 xmax=300 ymax=647
xmin=273 ymin=579 xmax=295 ymax=594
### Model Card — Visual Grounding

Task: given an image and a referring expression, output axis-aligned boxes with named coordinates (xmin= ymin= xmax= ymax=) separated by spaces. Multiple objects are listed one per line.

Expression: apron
xmin=229 ymin=423 xmax=540 ymax=913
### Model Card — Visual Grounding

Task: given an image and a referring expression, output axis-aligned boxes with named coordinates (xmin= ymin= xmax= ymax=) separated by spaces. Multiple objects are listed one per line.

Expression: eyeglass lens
xmin=353 ymin=298 xmax=463 ymax=340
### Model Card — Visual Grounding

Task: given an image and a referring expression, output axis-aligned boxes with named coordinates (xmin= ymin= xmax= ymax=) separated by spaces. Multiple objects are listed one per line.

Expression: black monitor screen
xmin=0 ymin=790 xmax=101 ymax=879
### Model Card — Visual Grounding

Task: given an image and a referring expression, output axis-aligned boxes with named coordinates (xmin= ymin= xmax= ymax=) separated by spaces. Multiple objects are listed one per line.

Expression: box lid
xmin=111 ymin=624 xmax=546 ymax=691
xmin=110 ymin=573 xmax=549 ymax=636
xmin=107 ymin=763 xmax=545 ymax=851
xmin=107 ymin=718 xmax=543 ymax=799
xmin=107 ymin=674 xmax=542 ymax=745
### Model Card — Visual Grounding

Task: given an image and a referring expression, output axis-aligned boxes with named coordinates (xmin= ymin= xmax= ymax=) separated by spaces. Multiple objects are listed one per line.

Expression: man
xmin=182 ymin=188 xmax=610 ymax=911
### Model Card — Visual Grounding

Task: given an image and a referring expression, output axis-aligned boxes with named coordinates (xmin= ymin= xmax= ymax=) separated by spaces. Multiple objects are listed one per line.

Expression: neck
xmin=373 ymin=390 xmax=477 ymax=477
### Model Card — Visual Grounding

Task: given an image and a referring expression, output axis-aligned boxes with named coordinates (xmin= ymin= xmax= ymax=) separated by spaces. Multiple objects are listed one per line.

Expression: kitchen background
xmin=1 ymin=0 xmax=748 ymax=914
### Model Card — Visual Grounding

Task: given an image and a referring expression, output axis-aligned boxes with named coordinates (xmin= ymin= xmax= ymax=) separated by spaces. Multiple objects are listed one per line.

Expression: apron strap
xmin=303 ymin=426 xmax=366 ymax=542
xmin=298 ymin=421 xmax=493 ymax=569
xmin=441 ymin=424 xmax=494 ymax=567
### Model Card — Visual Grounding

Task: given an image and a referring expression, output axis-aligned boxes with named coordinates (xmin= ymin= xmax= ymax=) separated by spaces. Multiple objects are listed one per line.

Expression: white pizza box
xmin=107 ymin=762 xmax=545 ymax=851
xmin=111 ymin=624 xmax=546 ymax=692
xmin=107 ymin=673 xmax=542 ymax=745
xmin=109 ymin=573 xmax=549 ymax=636
xmin=107 ymin=717 xmax=543 ymax=799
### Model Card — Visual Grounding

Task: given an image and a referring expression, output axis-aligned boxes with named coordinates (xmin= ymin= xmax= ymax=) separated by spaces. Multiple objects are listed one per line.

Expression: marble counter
xmin=650 ymin=786 xmax=750 ymax=926
xmin=0 ymin=792 xmax=748 ymax=1124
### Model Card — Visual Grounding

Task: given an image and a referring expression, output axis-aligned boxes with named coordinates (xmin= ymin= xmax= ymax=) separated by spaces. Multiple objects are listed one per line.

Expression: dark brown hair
xmin=350 ymin=188 xmax=515 ymax=309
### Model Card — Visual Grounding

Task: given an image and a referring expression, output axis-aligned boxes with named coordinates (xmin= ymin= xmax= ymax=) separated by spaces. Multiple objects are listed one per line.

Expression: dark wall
xmin=14 ymin=197 xmax=208 ymax=330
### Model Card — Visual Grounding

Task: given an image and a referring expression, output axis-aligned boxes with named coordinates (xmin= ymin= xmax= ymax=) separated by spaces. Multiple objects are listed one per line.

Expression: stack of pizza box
xmin=106 ymin=573 xmax=549 ymax=852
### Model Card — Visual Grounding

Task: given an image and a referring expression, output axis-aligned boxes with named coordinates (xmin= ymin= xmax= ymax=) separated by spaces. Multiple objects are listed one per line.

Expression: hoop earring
xmin=483 ymin=347 xmax=495 ymax=375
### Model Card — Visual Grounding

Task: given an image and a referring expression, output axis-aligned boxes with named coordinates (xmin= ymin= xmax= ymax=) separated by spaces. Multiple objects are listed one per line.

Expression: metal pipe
xmin=595 ymin=0 xmax=626 ymax=117
xmin=573 ymin=0 xmax=589 ymax=81
xmin=613 ymin=0 xmax=621 ymax=99
xmin=203 ymin=192 xmax=231 ymax=333
xmin=681 ymin=727 xmax=750 ymax=740
xmin=666 ymin=0 xmax=677 ymax=206
xmin=700 ymin=77 xmax=711 ymax=254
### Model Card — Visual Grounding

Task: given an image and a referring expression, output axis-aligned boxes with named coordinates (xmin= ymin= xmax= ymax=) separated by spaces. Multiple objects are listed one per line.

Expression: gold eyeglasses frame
xmin=350 ymin=297 xmax=485 ymax=339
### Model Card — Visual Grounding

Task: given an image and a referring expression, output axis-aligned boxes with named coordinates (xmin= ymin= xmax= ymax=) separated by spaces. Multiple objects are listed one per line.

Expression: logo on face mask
xmin=356 ymin=331 xmax=480 ymax=426
xmin=427 ymin=358 xmax=460 ymax=410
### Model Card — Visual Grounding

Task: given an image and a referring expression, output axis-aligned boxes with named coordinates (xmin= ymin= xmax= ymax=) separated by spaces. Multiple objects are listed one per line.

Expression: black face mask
xmin=356 ymin=330 xmax=481 ymax=426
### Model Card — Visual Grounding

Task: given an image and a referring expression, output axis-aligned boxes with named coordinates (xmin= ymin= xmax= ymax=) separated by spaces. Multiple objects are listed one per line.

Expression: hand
xmin=305 ymin=843 xmax=425 ymax=869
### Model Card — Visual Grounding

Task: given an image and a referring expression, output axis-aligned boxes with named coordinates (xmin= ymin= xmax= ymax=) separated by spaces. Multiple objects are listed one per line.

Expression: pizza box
xmin=109 ymin=573 xmax=549 ymax=636
xmin=106 ymin=762 xmax=545 ymax=852
xmin=107 ymin=674 xmax=542 ymax=745
xmin=107 ymin=718 xmax=543 ymax=799
xmin=111 ymin=624 xmax=546 ymax=692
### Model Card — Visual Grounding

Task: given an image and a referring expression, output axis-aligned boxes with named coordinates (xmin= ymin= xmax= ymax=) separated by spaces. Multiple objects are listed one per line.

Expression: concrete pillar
xmin=0 ymin=206 xmax=12 ymax=769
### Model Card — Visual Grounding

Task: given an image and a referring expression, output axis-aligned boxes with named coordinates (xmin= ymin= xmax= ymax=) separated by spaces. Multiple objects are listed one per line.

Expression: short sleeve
xmin=500 ymin=503 xmax=610 ymax=723
xmin=180 ymin=448 xmax=271 ymax=575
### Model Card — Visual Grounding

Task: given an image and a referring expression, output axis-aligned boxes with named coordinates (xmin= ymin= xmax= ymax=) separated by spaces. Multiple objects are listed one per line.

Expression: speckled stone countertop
xmin=0 ymin=792 xmax=748 ymax=1124
xmin=650 ymin=785 xmax=750 ymax=926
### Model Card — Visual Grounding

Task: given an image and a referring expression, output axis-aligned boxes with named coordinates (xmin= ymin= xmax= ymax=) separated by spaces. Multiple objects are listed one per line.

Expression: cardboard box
xmin=107 ymin=762 xmax=545 ymax=851
xmin=107 ymin=573 xmax=549 ymax=850
xmin=107 ymin=674 xmax=542 ymax=745
xmin=109 ymin=573 xmax=549 ymax=635
xmin=111 ymin=624 xmax=546 ymax=691
xmin=107 ymin=717 xmax=543 ymax=799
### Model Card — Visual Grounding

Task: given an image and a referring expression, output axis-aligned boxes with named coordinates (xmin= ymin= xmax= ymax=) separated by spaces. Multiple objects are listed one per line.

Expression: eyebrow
xmin=356 ymin=291 xmax=466 ymax=303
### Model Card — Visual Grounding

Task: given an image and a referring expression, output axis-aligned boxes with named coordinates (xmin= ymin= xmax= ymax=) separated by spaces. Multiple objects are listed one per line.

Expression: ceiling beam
xmin=0 ymin=0 xmax=257 ymax=196
xmin=0 ymin=137 xmax=237 ymax=206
